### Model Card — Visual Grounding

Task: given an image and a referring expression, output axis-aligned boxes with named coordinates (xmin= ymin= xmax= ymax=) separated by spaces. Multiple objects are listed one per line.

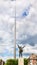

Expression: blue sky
xmin=0 ymin=0 xmax=37 ymax=61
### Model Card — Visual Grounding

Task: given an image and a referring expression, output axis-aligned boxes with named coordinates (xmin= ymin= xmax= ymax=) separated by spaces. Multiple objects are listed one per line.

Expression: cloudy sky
xmin=0 ymin=0 xmax=37 ymax=61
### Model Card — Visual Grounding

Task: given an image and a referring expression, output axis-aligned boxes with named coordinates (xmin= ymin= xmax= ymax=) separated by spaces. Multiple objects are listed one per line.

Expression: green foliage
xmin=5 ymin=58 xmax=28 ymax=65
xmin=24 ymin=58 xmax=28 ymax=65
xmin=5 ymin=59 xmax=18 ymax=65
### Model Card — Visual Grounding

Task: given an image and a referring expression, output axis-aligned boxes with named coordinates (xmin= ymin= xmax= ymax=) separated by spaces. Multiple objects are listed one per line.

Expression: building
xmin=0 ymin=59 xmax=5 ymax=65
xmin=28 ymin=54 xmax=37 ymax=65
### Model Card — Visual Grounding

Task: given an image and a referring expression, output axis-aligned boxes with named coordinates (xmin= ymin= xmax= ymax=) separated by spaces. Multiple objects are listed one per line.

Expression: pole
xmin=14 ymin=0 xmax=16 ymax=59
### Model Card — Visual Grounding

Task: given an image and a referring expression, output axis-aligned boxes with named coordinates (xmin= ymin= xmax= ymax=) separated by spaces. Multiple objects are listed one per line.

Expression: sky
xmin=0 ymin=0 xmax=37 ymax=61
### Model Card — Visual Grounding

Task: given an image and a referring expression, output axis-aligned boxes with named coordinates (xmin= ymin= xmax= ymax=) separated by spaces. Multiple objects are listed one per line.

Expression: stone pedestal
xmin=18 ymin=58 xmax=24 ymax=65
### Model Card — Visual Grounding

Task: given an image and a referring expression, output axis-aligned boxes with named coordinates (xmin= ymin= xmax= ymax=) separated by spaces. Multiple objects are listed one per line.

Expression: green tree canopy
xmin=5 ymin=59 xmax=18 ymax=65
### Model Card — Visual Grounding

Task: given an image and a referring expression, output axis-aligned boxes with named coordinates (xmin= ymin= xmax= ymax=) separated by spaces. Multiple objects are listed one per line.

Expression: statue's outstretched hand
xmin=22 ymin=45 xmax=25 ymax=48
xmin=17 ymin=44 xmax=19 ymax=48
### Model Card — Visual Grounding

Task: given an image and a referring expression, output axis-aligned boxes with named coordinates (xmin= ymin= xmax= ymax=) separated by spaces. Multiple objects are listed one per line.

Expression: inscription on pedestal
xmin=18 ymin=58 xmax=24 ymax=65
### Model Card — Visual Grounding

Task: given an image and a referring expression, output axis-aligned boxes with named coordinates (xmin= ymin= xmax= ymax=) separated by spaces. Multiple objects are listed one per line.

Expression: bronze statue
xmin=17 ymin=45 xmax=25 ymax=57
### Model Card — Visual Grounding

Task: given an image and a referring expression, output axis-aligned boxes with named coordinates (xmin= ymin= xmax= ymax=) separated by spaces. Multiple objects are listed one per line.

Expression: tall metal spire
xmin=14 ymin=0 xmax=16 ymax=59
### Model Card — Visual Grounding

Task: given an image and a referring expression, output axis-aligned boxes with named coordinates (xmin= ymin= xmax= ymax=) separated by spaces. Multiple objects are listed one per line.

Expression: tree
xmin=24 ymin=58 xmax=28 ymax=65
xmin=5 ymin=59 xmax=18 ymax=65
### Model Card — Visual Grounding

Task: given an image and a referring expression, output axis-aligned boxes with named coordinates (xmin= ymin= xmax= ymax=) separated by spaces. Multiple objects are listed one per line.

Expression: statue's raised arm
xmin=17 ymin=44 xmax=20 ymax=48
xmin=22 ymin=45 xmax=25 ymax=48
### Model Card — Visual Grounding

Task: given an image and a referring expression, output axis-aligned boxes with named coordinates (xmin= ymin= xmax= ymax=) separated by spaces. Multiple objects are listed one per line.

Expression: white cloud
xmin=23 ymin=44 xmax=37 ymax=54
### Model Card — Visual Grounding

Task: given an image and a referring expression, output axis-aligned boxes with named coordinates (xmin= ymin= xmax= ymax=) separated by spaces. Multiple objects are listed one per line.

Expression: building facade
xmin=28 ymin=54 xmax=37 ymax=65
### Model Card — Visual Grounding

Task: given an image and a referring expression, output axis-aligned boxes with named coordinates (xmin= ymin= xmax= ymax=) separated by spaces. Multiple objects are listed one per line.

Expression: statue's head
xmin=19 ymin=47 xmax=23 ymax=50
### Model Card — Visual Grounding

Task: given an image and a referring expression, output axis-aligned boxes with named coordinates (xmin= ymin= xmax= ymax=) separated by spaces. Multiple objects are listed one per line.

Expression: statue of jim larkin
xmin=17 ymin=45 xmax=25 ymax=57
